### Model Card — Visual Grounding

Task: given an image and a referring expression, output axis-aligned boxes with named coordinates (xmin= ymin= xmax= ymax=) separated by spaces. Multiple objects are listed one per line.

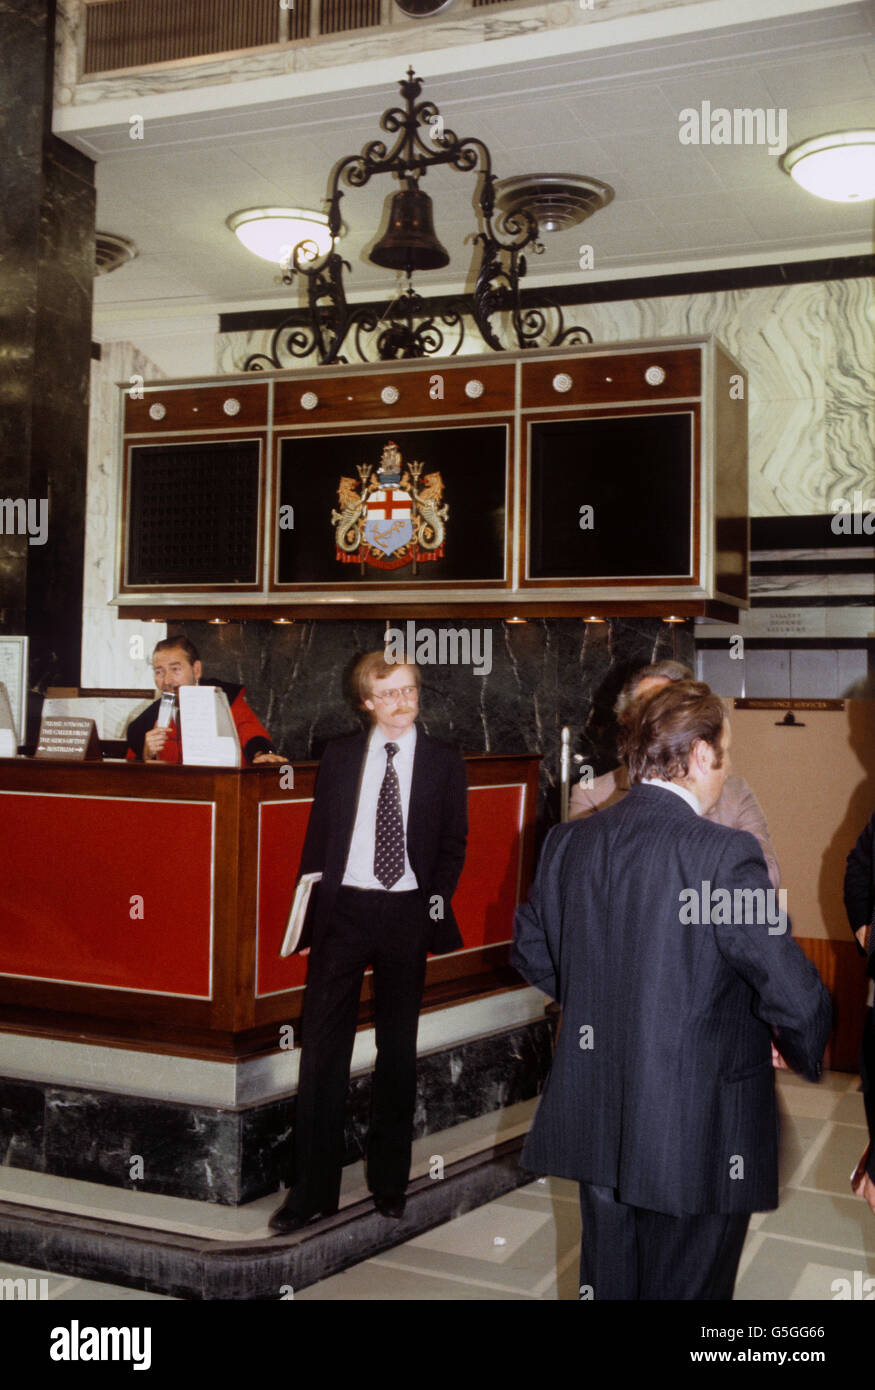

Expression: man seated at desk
xmin=125 ymin=637 xmax=284 ymax=766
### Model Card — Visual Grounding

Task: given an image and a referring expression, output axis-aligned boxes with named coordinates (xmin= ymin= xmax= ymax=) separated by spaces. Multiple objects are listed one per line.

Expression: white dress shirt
xmin=342 ymin=724 xmax=419 ymax=890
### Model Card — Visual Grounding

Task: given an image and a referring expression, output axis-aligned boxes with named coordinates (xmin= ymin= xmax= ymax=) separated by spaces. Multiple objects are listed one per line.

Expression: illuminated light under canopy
xmin=226 ymin=208 xmax=334 ymax=266
xmin=781 ymin=131 xmax=875 ymax=202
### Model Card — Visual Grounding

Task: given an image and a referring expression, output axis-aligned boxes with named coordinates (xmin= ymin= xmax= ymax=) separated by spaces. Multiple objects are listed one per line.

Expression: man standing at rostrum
xmin=270 ymin=650 xmax=468 ymax=1233
xmin=513 ymin=680 xmax=831 ymax=1300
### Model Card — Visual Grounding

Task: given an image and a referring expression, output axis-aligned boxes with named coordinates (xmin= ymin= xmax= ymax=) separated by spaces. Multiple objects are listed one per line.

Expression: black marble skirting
xmin=0 ymin=1017 xmax=553 ymax=1206
xmin=0 ymin=1135 xmax=530 ymax=1300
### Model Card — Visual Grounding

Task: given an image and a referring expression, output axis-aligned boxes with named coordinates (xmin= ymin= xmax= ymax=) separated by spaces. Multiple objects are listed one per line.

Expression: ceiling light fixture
xmin=781 ymin=130 xmax=875 ymax=202
xmin=239 ymin=70 xmax=607 ymax=367
xmin=226 ymin=208 xmax=334 ymax=268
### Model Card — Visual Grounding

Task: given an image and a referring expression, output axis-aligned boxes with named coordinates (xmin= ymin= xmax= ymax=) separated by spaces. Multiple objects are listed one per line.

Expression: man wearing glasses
xmin=270 ymin=650 xmax=468 ymax=1233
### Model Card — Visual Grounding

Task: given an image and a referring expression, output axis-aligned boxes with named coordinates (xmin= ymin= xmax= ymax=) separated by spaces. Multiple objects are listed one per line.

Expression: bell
xmin=370 ymin=184 xmax=450 ymax=272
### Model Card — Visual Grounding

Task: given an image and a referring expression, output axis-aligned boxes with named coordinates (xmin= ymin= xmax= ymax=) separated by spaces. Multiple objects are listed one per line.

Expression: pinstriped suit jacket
xmin=569 ymin=766 xmax=781 ymax=889
xmin=512 ymin=784 xmax=831 ymax=1215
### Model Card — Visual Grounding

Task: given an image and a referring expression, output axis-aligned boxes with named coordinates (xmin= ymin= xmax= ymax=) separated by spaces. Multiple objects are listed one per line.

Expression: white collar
xmin=642 ymin=777 xmax=701 ymax=816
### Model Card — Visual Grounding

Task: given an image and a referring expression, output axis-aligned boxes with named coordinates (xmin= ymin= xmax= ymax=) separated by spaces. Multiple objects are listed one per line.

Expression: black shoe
xmin=268 ymin=1194 xmax=337 ymax=1235
xmin=373 ymin=1192 xmax=407 ymax=1219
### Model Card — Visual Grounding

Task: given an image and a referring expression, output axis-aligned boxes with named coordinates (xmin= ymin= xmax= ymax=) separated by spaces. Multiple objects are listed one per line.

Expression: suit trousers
xmin=291 ymin=886 xmax=429 ymax=1217
xmin=578 ymin=1183 xmax=750 ymax=1300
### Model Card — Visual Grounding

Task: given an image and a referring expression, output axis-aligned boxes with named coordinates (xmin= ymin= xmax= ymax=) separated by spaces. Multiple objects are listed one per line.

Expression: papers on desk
xmin=0 ymin=683 xmax=16 ymax=757
xmin=179 ymin=685 xmax=240 ymax=767
xmin=280 ymin=873 xmax=322 ymax=956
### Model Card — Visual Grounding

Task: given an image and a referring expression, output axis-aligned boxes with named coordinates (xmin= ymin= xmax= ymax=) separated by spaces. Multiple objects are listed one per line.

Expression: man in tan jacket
xmin=569 ymin=660 xmax=780 ymax=889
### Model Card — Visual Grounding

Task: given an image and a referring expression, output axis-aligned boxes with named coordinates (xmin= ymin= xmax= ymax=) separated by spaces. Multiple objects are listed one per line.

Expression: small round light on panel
xmin=148 ymin=402 xmax=166 ymax=421
xmin=223 ymin=397 xmax=241 ymax=416
xmin=645 ymin=365 xmax=666 ymax=386
xmin=300 ymin=392 xmax=318 ymax=411
xmin=465 ymin=379 xmax=485 ymax=399
xmin=381 ymin=385 xmax=400 ymax=405
xmin=553 ymin=373 xmax=573 ymax=393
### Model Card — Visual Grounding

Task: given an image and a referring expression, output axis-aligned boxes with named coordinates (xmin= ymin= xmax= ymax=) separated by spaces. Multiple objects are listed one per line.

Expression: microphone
xmin=156 ymin=691 xmax=177 ymax=729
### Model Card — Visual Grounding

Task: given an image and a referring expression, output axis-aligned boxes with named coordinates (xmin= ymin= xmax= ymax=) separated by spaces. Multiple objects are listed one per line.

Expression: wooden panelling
xmin=0 ymin=754 xmax=539 ymax=1061
xmin=521 ymin=347 xmax=701 ymax=409
xmin=273 ymin=363 xmax=515 ymax=426
xmin=319 ymin=0 xmax=380 ymax=35
xmin=796 ymin=936 xmax=870 ymax=1073
xmin=125 ymin=383 xmax=269 ymax=434
xmin=83 ymin=0 xmax=291 ymax=75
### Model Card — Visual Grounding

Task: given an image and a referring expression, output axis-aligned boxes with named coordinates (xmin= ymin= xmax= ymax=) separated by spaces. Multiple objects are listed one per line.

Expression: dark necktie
xmin=374 ymin=741 xmax=405 ymax=888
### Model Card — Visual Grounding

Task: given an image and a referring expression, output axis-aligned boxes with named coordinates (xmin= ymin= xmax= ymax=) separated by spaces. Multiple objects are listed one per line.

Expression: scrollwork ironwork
xmin=243 ymin=70 xmax=594 ymax=368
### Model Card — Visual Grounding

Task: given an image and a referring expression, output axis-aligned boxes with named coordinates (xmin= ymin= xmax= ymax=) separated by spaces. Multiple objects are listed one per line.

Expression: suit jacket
xmin=844 ymin=809 xmax=875 ymax=971
xmin=512 ymin=784 xmax=831 ymax=1215
xmin=297 ymin=726 xmax=468 ymax=955
xmin=569 ymin=766 xmax=781 ymax=889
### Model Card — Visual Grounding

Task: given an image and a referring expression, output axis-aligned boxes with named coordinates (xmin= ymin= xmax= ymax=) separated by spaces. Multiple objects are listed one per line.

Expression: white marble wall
xmin=217 ymin=275 xmax=875 ymax=516
xmin=81 ymin=342 xmax=166 ymax=710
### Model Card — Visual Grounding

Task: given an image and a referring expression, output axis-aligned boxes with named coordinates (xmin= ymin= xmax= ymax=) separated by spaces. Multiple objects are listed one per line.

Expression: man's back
xmin=513 ymin=784 xmax=831 ymax=1216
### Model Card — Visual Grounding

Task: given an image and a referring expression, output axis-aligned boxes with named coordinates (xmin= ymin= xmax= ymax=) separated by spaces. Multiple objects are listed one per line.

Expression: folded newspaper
xmin=279 ymin=872 xmax=322 ymax=956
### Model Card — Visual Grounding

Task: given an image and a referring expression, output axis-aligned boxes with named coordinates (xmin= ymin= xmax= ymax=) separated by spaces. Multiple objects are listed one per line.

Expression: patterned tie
xmin=374 ymin=741 xmax=405 ymax=889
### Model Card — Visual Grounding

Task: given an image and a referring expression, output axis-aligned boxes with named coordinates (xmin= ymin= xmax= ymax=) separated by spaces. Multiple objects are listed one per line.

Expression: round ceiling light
xmin=494 ymin=174 xmax=615 ymax=233
xmin=780 ymin=131 xmax=875 ymax=202
xmin=226 ymin=208 xmax=334 ymax=266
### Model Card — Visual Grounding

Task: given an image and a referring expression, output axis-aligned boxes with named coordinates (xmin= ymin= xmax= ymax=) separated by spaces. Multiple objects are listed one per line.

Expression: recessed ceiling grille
xmin=319 ymin=0 xmax=381 ymax=35
xmin=83 ymin=0 xmax=308 ymax=74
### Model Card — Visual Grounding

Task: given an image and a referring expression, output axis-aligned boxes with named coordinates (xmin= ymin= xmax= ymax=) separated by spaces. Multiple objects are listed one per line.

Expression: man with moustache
xmin=125 ymin=636 xmax=284 ymax=765
xmin=270 ymin=650 xmax=468 ymax=1232
xmin=514 ymin=680 xmax=831 ymax=1300
xmin=570 ymin=659 xmax=780 ymax=887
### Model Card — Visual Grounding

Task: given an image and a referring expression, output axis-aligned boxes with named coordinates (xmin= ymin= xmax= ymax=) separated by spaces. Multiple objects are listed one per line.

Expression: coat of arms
xmin=331 ymin=440 xmax=448 ymax=572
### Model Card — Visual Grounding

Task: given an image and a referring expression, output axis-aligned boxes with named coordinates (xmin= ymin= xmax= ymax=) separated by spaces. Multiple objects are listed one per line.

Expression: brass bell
xmin=370 ymin=181 xmax=450 ymax=273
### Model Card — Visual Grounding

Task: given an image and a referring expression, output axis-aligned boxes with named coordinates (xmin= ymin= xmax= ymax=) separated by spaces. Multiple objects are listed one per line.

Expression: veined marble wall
xmin=56 ymin=0 xmax=709 ymax=106
xmin=81 ymin=342 xmax=166 ymax=722
xmin=217 ymin=275 xmax=875 ymax=518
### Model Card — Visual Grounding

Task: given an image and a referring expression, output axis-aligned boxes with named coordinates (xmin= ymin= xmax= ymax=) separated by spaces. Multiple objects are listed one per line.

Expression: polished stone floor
xmin=1 ymin=1070 xmax=872 ymax=1300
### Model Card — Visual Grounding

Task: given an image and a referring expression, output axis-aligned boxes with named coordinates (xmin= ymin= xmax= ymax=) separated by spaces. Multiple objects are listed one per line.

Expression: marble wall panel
xmin=217 ymin=275 xmax=874 ymax=518
xmin=56 ymin=0 xmax=708 ymax=105
xmin=176 ymin=614 xmax=691 ymax=828
xmin=81 ymin=342 xmax=167 ymax=690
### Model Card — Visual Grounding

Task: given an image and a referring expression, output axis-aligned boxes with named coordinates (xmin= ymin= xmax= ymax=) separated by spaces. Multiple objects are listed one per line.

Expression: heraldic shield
xmin=331 ymin=440 xmax=449 ymax=572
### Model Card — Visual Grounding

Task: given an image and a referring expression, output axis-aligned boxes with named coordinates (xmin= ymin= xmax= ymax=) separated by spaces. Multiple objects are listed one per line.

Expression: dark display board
xmin=127 ymin=440 xmax=260 ymax=585
xmin=527 ymin=413 xmax=694 ymax=580
xmin=276 ymin=425 xmax=507 ymax=586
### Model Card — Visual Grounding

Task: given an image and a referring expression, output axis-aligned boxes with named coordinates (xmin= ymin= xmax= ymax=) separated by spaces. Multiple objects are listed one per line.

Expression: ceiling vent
xmin=95 ymin=233 xmax=138 ymax=276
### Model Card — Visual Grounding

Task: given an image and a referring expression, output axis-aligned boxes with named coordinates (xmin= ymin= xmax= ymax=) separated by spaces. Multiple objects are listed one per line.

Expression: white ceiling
xmin=66 ymin=2 xmax=875 ymax=323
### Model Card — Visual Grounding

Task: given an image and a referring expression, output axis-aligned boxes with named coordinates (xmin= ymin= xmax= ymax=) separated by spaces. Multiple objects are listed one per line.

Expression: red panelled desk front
xmin=0 ymin=755 xmax=540 ymax=1060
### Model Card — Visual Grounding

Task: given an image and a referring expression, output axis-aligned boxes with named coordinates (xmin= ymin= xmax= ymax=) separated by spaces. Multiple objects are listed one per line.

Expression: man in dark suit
xmin=843 ymin=812 xmax=875 ymax=1214
xmin=269 ymin=651 xmax=468 ymax=1233
xmin=513 ymin=680 xmax=832 ymax=1299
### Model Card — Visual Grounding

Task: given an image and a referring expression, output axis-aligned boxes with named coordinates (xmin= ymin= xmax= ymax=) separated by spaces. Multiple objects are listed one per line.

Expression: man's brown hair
xmin=153 ymin=636 xmax=200 ymax=665
xmin=620 ymin=679 xmax=727 ymax=784
xmin=351 ymin=650 xmax=421 ymax=705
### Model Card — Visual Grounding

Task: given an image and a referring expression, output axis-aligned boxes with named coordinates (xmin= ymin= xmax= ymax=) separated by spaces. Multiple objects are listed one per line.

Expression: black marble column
xmin=0 ymin=0 xmax=95 ymax=734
